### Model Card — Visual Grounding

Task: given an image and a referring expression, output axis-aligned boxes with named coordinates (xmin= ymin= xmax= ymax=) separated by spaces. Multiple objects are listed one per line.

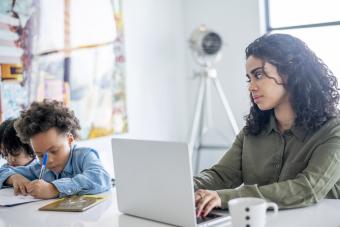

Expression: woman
xmin=194 ymin=33 xmax=340 ymax=217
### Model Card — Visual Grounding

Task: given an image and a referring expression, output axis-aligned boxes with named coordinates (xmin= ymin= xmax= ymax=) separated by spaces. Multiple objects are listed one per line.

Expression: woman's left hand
xmin=195 ymin=189 xmax=222 ymax=217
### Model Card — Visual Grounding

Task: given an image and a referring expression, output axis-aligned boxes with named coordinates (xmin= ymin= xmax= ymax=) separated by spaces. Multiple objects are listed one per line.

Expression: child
xmin=0 ymin=119 xmax=35 ymax=167
xmin=0 ymin=100 xmax=111 ymax=199
xmin=0 ymin=119 xmax=12 ymax=165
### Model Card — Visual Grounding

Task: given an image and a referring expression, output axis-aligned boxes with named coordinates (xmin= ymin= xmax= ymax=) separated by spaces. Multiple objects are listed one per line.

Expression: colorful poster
xmin=69 ymin=45 xmax=115 ymax=139
xmin=0 ymin=0 xmax=36 ymax=121
xmin=110 ymin=0 xmax=128 ymax=134
xmin=30 ymin=52 xmax=65 ymax=102
xmin=1 ymin=80 xmax=28 ymax=120
xmin=0 ymin=0 xmax=128 ymax=139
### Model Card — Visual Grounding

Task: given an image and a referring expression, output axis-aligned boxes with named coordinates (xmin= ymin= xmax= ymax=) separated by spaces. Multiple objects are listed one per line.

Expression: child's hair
xmin=1 ymin=118 xmax=35 ymax=158
xmin=0 ymin=119 xmax=13 ymax=158
xmin=14 ymin=99 xmax=81 ymax=144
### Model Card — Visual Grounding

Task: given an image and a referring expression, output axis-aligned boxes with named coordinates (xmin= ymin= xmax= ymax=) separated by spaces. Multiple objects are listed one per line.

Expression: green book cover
xmin=39 ymin=195 xmax=107 ymax=212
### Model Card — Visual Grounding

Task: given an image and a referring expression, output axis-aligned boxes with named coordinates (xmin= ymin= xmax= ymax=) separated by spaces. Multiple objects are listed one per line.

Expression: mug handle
xmin=266 ymin=202 xmax=278 ymax=216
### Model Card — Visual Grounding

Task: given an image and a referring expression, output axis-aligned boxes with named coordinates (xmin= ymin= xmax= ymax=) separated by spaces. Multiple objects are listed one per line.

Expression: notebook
xmin=0 ymin=188 xmax=42 ymax=207
xmin=39 ymin=195 xmax=106 ymax=212
xmin=111 ymin=139 xmax=230 ymax=227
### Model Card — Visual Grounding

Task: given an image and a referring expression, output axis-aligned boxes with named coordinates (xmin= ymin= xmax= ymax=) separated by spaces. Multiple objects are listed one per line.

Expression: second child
xmin=0 ymin=119 xmax=35 ymax=167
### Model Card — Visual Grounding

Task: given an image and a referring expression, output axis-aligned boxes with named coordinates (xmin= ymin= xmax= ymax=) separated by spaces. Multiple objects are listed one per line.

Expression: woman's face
xmin=246 ymin=55 xmax=289 ymax=110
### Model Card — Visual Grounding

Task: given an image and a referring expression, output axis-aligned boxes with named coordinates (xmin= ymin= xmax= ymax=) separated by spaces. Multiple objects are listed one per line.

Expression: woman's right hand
xmin=6 ymin=174 xmax=31 ymax=195
xmin=195 ymin=189 xmax=222 ymax=217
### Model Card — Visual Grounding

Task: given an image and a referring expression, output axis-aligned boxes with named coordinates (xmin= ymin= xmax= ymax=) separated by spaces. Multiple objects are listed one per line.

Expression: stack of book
xmin=0 ymin=13 xmax=27 ymax=121
xmin=0 ymin=14 xmax=23 ymax=65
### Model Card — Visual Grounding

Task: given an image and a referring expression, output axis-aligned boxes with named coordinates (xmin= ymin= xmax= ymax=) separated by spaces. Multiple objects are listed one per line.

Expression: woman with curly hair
xmin=194 ymin=33 xmax=340 ymax=217
xmin=0 ymin=99 xmax=111 ymax=199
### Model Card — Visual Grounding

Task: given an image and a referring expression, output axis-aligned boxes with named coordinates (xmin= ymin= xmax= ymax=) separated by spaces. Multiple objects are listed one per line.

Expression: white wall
xmin=121 ymin=0 xmax=262 ymax=142
xmin=184 ymin=0 xmax=262 ymax=145
xmin=79 ymin=1 xmax=264 ymax=175
xmin=122 ymin=0 xmax=187 ymax=141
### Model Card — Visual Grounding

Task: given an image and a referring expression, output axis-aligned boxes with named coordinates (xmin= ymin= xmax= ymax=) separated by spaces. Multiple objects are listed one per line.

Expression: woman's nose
xmin=248 ymin=80 xmax=258 ymax=92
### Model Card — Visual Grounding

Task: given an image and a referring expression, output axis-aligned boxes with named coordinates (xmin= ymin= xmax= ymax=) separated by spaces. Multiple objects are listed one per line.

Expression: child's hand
xmin=6 ymin=174 xmax=30 ymax=196
xmin=26 ymin=180 xmax=60 ymax=199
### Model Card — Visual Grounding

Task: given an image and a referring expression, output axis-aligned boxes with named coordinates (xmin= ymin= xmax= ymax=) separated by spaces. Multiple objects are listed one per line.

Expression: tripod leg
xmin=212 ymin=77 xmax=239 ymax=135
xmin=205 ymin=76 xmax=213 ymax=128
xmin=189 ymin=76 xmax=206 ymax=156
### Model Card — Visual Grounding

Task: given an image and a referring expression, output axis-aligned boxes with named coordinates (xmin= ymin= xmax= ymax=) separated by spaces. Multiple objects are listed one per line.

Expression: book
xmin=0 ymin=46 xmax=23 ymax=57
xmin=38 ymin=195 xmax=107 ymax=212
xmin=0 ymin=56 xmax=21 ymax=64
xmin=1 ymin=64 xmax=23 ymax=80
xmin=0 ymin=188 xmax=42 ymax=207
xmin=0 ymin=39 xmax=16 ymax=47
xmin=0 ymin=14 xmax=20 ymax=27
xmin=0 ymin=29 xmax=19 ymax=41
xmin=0 ymin=22 xmax=10 ymax=30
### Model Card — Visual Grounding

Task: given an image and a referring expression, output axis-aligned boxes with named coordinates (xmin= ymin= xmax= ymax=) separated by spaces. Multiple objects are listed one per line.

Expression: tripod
xmin=189 ymin=66 xmax=239 ymax=173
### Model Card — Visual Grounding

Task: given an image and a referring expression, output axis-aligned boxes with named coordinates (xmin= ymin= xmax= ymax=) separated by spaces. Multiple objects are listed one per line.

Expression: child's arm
xmin=51 ymin=149 xmax=111 ymax=197
xmin=0 ymin=160 xmax=39 ymax=188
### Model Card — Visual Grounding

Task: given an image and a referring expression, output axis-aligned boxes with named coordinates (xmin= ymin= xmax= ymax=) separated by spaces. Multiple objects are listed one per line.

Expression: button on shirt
xmin=0 ymin=145 xmax=111 ymax=197
xmin=194 ymin=115 xmax=340 ymax=209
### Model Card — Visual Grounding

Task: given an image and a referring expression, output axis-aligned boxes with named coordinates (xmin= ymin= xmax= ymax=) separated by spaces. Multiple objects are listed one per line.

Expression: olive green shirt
xmin=194 ymin=115 xmax=340 ymax=209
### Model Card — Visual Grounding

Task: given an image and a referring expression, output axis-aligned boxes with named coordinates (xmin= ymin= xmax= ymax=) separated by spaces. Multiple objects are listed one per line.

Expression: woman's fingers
xmin=202 ymin=198 xmax=218 ymax=217
xmin=195 ymin=190 xmax=222 ymax=217
xmin=195 ymin=189 xmax=205 ymax=204
xmin=196 ymin=193 xmax=213 ymax=217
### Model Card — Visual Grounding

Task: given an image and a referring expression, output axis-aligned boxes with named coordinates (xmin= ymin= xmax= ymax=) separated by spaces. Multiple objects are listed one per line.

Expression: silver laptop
xmin=111 ymin=139 xmax=230 ymax=227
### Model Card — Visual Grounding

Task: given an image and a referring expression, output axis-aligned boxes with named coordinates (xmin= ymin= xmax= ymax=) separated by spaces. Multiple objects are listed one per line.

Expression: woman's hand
xmin=195 ymin=189 xmax=222 ymax=217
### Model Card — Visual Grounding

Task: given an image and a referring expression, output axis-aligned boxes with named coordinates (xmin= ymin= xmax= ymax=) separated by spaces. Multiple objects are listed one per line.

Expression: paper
xmin=0 ymin=188 xmax=42 ymax=207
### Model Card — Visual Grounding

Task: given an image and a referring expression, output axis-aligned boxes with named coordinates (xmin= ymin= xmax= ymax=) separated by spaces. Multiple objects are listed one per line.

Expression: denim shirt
xmin=0 ymin=145 xmax=111 ymax=197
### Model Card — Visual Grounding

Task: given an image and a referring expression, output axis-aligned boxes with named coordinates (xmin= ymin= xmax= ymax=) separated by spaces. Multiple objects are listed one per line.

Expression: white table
xmin=0 ymin=189 xmax=339 ymax=227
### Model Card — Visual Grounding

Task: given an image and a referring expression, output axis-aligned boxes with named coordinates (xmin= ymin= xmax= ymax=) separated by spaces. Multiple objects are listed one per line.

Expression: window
xmin=265 ymin=0 xmax=340 ymax=81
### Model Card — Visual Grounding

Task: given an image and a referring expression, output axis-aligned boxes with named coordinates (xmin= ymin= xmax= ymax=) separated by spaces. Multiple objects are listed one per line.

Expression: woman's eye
xmin=255 ymin=71 xmax=263 ymax=79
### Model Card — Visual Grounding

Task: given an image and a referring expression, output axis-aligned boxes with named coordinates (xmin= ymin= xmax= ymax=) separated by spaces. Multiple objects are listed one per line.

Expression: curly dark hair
xmin=244 ymin=33 xmax=340 ymax=135
xmin=0 ymin=118 xmax=12 ymax=143
xmin=0 ymin=118 xmax=35 ymax=158
xmin=14 ymin=99 xmax=81 ymax=143
xmin=0 ymin=119 xmax=14 ymax=158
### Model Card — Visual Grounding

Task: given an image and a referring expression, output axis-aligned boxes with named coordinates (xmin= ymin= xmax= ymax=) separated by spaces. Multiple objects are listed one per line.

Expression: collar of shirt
xmin=263 ymin=113 xmax=307 ymax=141
xmin=24 ymin=156 xmax=36 ymax=166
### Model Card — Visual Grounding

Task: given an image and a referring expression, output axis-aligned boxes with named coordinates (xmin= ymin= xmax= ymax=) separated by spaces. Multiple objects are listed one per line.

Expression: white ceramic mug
xmin=228 ymin=197 xmax=278 ymax=227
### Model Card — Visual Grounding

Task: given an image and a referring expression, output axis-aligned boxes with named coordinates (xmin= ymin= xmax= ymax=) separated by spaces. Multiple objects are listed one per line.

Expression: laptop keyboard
xmin=196 ymin=213 xmax=223 ymax=224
